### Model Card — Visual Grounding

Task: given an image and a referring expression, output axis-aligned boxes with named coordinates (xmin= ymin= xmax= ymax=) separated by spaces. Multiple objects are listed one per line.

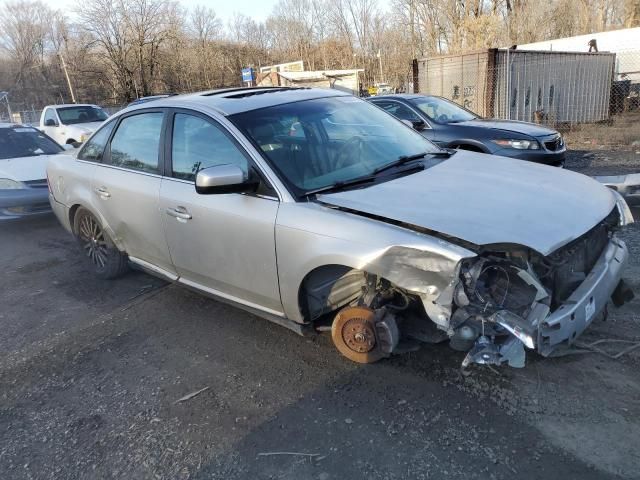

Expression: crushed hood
xmin=456 ymin=119 xmax=558 ymax=137
xmin=317 ymin=152 xmax=616 ymax=255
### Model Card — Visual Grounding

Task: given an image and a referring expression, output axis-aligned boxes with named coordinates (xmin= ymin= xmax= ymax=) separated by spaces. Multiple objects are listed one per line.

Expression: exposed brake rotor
xmin=331 ymin=306 xmax=384 ymax=364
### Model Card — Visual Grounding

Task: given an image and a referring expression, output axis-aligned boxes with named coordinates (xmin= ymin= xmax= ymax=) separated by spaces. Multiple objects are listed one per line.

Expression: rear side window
xmin=109 ymin=112 xmax=164 ymax=174
xmin=77 ymin=121 xmax=116 ymax=162
xmin=171 ymin=113 xmax=248 ymax=181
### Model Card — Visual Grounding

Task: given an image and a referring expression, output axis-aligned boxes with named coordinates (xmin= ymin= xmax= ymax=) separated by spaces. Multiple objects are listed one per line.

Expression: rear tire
xmin=73 ymin=207 xmax=129 ymax=279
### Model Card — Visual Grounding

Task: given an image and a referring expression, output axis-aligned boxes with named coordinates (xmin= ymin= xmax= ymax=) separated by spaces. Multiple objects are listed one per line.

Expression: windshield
xmin=0 ymin=127 xmax=63 ymax=159
xmin=57 ymin=106 xmax=108 ymax=125
xmin=230 ymin=96 xmax=440 ymax=195
xmin=411 ymin=96 xmax=477 ymax=123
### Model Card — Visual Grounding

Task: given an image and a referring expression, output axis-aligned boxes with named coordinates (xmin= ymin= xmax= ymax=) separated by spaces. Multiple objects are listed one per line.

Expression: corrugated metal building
xmin=414 ymin=49 xmax=616 ymax=125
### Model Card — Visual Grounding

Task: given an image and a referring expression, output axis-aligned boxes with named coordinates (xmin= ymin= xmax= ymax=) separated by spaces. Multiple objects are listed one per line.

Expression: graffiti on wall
xmin=451 ymin=85 xmax=476 ymax=109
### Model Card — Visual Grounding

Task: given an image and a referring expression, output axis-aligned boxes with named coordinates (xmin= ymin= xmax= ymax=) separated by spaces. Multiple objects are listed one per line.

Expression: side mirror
xmin=195 ymin=164 xmax=258 ymax=195
xmin=44 ymin=119 xmax=58 ymax=127
xmin=412 ymin=119 xmax=427 ymax=131
xmin=63 ymin=144 xmax=75 ymax=151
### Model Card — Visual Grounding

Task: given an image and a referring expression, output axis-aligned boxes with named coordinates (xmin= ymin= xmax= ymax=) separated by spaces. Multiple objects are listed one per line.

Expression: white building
xmin=257 ymin=69 xmax=364 ymax=96
xmin=518 ymin=27 xmax=640 ymax=83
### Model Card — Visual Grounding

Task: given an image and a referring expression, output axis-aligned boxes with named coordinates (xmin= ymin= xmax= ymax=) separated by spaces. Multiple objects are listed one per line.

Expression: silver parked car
xmin=47 ymin=87 xmax=634 ymax=368
xmin=0 ymin=123 xmax=71 ymax=221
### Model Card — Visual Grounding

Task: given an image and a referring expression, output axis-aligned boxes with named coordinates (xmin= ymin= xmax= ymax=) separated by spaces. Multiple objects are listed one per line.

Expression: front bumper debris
xmin=461 ymin=236 xmax=631 ymax=368
xmin=538 ymin=237 xmax=629 ymax=356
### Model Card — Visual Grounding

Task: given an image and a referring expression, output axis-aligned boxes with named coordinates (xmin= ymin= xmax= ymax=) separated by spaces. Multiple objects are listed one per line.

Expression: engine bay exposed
xmin=313 ymin=206 xmax=633 ymax=369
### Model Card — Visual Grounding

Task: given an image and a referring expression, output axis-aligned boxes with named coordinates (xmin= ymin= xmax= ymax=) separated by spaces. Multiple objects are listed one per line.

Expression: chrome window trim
xmin=79 ymin=159 xmax=163 ymax=179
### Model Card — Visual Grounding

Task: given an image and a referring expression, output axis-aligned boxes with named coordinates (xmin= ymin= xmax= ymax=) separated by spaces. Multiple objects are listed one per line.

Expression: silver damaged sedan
xmin=47 ymin=87 xmax=635 ymax=368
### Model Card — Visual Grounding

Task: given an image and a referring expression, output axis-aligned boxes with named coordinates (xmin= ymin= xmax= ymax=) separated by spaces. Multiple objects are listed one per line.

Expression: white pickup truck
xmin=39 ymin=104 xmax=108 ymax=146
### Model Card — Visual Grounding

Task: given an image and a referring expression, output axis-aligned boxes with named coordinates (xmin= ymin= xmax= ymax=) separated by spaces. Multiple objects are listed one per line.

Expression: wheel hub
xmin=331 ymin=306 xmax=383 ymax=363
xmin=343 ymin=317 xmax=376 ymax=353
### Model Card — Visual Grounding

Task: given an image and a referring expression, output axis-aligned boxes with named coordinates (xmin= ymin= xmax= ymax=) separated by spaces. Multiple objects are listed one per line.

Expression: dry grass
xmin=562 ymin=112 xmax=640 ymax=151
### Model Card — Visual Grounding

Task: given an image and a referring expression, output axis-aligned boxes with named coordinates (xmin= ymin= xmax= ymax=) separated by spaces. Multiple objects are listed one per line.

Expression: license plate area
xmin=585 ymin=296 xmax=596 ymax=324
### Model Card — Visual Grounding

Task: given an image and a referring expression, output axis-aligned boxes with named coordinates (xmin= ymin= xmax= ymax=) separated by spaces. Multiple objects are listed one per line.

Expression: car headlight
xmin=0 ymin=178 xmax=26 ymax=190
xmin=492 ymin=139 xmax=540 ymax=150
xmin=80 ymin=133 xmax=90 ymax=143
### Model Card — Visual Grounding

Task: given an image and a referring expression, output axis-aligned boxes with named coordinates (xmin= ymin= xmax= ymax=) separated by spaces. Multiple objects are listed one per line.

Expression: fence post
xmin=485 ymin=48 xmax=498 ymax=118
xmin=412 ymin=59 xmax=419 ymax=93
xmin=505 ymin=48 xmax=511 ymax=120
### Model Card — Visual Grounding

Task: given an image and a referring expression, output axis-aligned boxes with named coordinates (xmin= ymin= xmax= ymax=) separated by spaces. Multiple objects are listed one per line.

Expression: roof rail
xmin=201 ymin=86 xmax=308 ymax=98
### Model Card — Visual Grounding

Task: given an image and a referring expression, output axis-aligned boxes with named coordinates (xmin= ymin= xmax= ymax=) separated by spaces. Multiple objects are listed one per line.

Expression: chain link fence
xmin=413 ymin=47 xmax=640 ymax=127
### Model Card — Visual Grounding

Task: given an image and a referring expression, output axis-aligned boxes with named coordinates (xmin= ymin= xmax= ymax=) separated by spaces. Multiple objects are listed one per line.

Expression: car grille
xmin=24 ymin=179 xmax=48 ymax=189
xmin=543 ymin=208 xmax=617 ymax=308
xmin=543 ymin=135 xmax=563 ymax=151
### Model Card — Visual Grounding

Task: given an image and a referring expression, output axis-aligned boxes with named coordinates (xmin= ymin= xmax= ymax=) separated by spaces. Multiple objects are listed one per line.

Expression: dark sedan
xmin=370 ymin=94 xmax=566 ymax=166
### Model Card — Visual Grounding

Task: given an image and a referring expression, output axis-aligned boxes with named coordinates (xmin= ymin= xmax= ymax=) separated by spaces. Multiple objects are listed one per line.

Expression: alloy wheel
xmin=78 ymin=214 xmax=108 ymax=268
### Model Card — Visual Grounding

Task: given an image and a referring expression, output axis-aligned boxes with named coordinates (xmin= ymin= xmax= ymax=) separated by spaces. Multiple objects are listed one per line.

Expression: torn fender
xmin=360 ymin=245 xmax=466 ymax=330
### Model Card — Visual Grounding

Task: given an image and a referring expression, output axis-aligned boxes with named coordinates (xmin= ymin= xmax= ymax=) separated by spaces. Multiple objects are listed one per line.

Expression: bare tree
xmin=0 ymin=0 xmax=633 ymax=109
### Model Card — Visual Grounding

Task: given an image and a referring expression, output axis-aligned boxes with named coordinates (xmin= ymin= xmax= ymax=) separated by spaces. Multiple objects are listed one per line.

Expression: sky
xmin=47 ymin=0 xmax=278 ymax=23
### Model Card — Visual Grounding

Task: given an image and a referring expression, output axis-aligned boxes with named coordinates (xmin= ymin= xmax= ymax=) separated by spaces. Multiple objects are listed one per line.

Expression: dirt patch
xmin=563 ymin=112 xmax=640 ymax=151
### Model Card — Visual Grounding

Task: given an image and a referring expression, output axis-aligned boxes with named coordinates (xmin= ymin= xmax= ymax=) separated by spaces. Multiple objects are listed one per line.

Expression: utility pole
xmin=377 ymin=49 xmax=384 ymax=83
xmin=58 ymin=53 xmax=76 ymax=103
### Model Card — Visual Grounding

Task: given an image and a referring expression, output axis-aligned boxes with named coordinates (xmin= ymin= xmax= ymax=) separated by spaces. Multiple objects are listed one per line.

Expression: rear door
xmin=92 ymin=109 xmax=177 ymax=277
xmin=159 ymin=109 xmax=282 ymax=314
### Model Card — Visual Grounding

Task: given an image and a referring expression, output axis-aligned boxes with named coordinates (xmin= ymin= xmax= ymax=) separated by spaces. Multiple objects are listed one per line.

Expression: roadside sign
xmin=241 ymin=68 xmax=254 ymax=83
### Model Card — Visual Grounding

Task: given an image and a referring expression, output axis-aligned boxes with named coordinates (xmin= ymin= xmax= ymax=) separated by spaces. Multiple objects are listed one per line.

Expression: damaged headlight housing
xmin=492 ymin=139 xmax=540 ymax=150
xmin=610 ymin=189 xmax=634 ymax=226
xmin=0 ymin=178 xmax=26 ymax=190
xmin=452 ymin=254 xmax=551 ymax=368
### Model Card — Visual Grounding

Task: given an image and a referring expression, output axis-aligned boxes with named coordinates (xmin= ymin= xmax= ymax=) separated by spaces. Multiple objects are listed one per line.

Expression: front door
xmin=42 ymin=108 xmax=63 ymax=145
xmin=372 ymin=100 xmax=436 ymax=142
xmin=159 ymin=111 xmax=282 ymax=314
xmin=92 ymin=109 xmax=176 ymax=276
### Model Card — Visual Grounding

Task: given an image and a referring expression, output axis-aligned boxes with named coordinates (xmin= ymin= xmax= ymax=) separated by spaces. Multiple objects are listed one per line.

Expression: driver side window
xmin=44 ymin=109 xmax=58 ymax=125
xmin=171 ymin=113 xmax=249 ymax=181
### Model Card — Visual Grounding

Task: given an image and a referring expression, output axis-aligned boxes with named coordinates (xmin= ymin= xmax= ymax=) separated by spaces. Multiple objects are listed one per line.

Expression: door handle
xmin=95 ymin=186 xmax=111 ymax=198
xmin=165 ymin=206 xmax=192 ymax=221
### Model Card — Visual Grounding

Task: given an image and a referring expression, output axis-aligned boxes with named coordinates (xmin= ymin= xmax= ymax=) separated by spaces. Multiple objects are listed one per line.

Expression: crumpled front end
xmin=307 ymin=194 xmax=633 ymax=369
xmin=450 ymin=205 xmax=633 ymax=368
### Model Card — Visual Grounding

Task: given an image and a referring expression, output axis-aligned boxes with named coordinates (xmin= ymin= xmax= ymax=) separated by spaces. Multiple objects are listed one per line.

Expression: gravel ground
xmin=1 ymin=150 xmax=640 ymax=480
